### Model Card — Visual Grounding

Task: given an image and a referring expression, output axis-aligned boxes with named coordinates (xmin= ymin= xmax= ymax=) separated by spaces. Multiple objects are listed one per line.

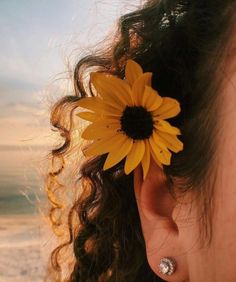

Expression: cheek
xmin=211 ymin=145 xmax=236 ymax=275
xmin=218 ymin=75 xmax=236 ymax=219
xmin=214 ymin=160 xmax=236 ymax=243
xmin=212 ymin=80 xmax=236 ymax=259
xmin=215 ymin=141 xmax=236 ymax=235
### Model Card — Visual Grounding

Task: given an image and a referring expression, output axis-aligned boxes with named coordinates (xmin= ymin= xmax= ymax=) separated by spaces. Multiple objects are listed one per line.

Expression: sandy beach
xmin=0 ymin=214 xmax=55 ymax=282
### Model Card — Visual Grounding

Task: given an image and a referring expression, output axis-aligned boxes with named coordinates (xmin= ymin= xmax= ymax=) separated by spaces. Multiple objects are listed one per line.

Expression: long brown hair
xmin=44 ymin=0 xmax=236 ymax=281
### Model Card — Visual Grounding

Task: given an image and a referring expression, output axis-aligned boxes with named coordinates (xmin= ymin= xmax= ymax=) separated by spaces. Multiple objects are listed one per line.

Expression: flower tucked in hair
xmin=77 ymin=60 xmax=183 ymax=179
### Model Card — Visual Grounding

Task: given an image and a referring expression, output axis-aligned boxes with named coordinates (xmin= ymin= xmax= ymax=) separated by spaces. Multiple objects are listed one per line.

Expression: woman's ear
xmin=134 ymin=158 xmax=189 ymax=282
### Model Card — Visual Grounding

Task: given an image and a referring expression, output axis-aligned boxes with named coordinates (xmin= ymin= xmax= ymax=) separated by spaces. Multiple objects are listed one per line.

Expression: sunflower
xmin=77 ymin=59 xmax=183 ymax=179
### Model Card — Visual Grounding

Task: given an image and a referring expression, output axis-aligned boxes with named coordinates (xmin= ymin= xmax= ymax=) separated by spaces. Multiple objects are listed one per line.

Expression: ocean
xmin=0 ymin=146 xmax=55 ymax=282
xmin=0 ymin=146 xmax=48 ymax=216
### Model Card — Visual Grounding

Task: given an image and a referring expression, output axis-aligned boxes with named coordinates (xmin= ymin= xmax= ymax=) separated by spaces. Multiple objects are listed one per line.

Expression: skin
xmin=134 ymin=58 xmax=236 ymax=282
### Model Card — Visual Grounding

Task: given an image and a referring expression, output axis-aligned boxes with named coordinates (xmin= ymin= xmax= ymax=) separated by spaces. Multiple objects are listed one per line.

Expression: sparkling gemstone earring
xmin=158 ymin=257 xmax=176 ymax=275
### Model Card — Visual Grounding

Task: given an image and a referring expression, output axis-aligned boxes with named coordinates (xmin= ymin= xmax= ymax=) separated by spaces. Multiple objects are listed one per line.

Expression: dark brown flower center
xmin=120 ymin=106 xmax=154 ymax=140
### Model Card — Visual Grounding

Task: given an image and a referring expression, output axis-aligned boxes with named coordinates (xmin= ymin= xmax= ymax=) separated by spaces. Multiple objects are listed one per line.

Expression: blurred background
xmin=0 ymin=1 xmax=140 ymax=281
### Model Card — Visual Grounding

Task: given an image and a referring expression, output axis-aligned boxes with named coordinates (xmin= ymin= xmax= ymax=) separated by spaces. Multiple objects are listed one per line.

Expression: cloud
xmin=0 ymin=89 xmax=54 ymax=146
xmin=1 ymin=98 xmax=46 ymax=118
xmin=0 ymin=83 xmax=74 ymax=146
xmin=0 ymin=0 xmax=141 ymax=147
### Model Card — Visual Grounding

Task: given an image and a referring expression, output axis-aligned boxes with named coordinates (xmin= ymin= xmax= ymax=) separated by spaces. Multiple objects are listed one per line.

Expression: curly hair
xmin=44 ymin=0 xmax=236 ymax=281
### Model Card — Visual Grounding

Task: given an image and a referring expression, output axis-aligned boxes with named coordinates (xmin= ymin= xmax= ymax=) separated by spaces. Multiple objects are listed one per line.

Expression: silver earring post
xmin=159 ymin=257 xmax=176 ymax=275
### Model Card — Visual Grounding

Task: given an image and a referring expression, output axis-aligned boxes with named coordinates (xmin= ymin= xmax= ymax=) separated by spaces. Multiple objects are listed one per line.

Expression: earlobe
xmin=134 ymin=159 xmax=189 ymax=281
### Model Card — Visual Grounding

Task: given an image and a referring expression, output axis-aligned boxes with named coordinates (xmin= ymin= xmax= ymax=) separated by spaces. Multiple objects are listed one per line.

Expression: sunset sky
xmin=0 ymin=0 xmax=140 ymax=147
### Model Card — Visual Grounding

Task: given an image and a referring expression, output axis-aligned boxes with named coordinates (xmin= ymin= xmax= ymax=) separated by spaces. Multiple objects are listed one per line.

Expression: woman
xmin=45 ymin=0 xmax=236 ymax=281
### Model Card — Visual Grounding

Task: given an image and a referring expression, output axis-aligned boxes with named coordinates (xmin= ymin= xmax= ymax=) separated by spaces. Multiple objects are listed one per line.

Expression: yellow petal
xmin=84 ymin=133 xmax=127 ymax=156
xmin=154 ymin=119 xmax=181 ymax=135
xmin=102 ymin=104 xmax=122 ymax=117
xmin=142 ymin=86 xmax=163 ymax=111
xmin=124 ymin=140 xmax=145 ymax=175
xmin=157 ymin=131 xmax=184 ymax=153
xmin=132 ymin=72 xmax=152 ymax=105
xmin=77 ymin=97 xmax=104 ymax=113
xmin=149 ymin=136 xmax=171 ymax=165
xmin=149 ymin=147 xmax=163 ymax=170
xmin=91 ymin=72 xmax=133 ymax=107
xmin=77 ymin=111 xmax=99 ymax=122
xmin=153 ymin=97 xmax=181 ymax=119
xmin=152 ymin=131 xmax=170 ymax=152
xmin=103 ymin=137 xmax=133 ymax=170
xmin=141 ymin=140 xmax=151 ymax=180
xmin=125 ymin=60 xmax=143 ymax=86
xmin=81 ymin=121 xmax=120 ymax=140
xmin=77 ymin=97 xmax=122 ymax=117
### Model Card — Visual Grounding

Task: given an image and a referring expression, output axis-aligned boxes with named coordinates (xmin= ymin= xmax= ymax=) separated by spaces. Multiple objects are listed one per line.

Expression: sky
xmin=0 ymin=0 xmax=140 ymax=147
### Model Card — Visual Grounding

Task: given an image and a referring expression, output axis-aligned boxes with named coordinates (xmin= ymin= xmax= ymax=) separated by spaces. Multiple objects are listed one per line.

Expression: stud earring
xmin=158 ymin=257 xmax=176 ymax=276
